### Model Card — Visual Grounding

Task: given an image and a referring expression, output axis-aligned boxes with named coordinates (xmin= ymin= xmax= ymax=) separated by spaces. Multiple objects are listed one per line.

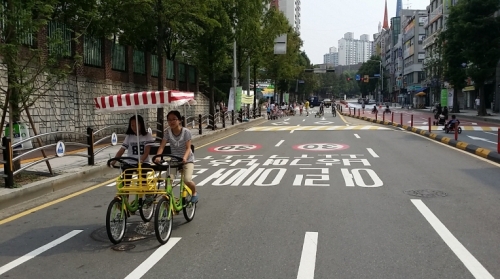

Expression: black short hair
xmin=167 ymin=110 xmax=182 ymax=121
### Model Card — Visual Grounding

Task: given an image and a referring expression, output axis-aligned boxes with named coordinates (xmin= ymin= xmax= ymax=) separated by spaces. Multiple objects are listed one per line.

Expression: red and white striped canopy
xmin=94 ymin=90 xmax=196 ymax=112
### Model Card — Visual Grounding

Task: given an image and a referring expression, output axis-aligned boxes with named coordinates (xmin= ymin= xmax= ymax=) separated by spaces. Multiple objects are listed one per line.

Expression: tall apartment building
xmin=323 ymin=46 xmax=339 ymax=66
xmin=338 ymin=32 xmax=373 ymax=66
xmin=278 ymin=0 xmax=301 ymax=34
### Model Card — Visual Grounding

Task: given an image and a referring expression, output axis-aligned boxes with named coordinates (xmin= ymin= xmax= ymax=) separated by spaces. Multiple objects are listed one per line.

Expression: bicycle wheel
xmin=182 ymin=194 xmax=197 ymax=222
xmin=139 ymin=195 xmax=155 ymax=222
xmin=106 ymin=198 xmax=127 ymax=244
xmin=154 ymin=196 xmax=173 ymax=244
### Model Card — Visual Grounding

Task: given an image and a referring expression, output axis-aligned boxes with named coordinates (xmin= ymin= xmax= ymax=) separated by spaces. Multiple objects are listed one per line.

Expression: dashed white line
xmin=354 ymin=134 xmax=360 ymax=139
xmin=0 ymin=230 xmax=83 ymax=275
xmin=275 ymin=140 xmax=285 ymax=147
xmin=297 ymin=232 xmax=318 ymax=279
xmin=366 ymin=148 xmax=379 ymax=158
xmin=411 ymin=200 xmax=494 ymax=279
xmin=472 ymin=122 xmax=478 ymax=125
xmin=303 ymin=119 xmax=305 ymax=122
xmin=125 ymin=237 xmax=181 ymax=279
xmin=484 ymin=132 xmax=498 ymax=136
xmin=297 ymin=124 xmax=300 ymax=126
xmin=290 ymin=130 xmax=295 ymax=134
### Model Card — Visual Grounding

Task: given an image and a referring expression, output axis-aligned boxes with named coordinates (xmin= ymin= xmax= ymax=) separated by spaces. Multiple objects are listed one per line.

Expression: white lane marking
xmin=275 ymin=140 xmax=285 ymax=147
xmin=0 ymin=230 xmax=83 ymax=275
xmin=472 ymin=123 xmax=478 ymax=125
xmin=484 ymin=132 xmax=498 ymax=136
xmin=366 ymin=148 xmax=379 ymax=158
xmin=290 ymin=130 xmax=295 ymax=134
xmin=354 ymin=134 xmax=360 ymax=139
xmin=297 ymin=124 xmax=300 ymax=126
xmin=411 ymin=200 xmax=494 ymax=279
xmin=125 ymin=237 xmax=181 ymax=279
xmin=346 ymin=124 xmax=350 ymax=126
xmin=302 ymin=119 xmax=305 ymax=122
xmin=297 ymin=232 xmax=318 ymax=279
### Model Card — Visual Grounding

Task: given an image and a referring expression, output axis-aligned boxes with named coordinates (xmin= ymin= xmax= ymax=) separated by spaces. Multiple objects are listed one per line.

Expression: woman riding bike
xmin=155 ymin=110 xmax=198 ymax=203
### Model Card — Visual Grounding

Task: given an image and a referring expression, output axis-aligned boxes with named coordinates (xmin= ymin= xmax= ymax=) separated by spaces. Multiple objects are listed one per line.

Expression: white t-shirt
xmin=121 ymin=133 xmax=155 ymax=164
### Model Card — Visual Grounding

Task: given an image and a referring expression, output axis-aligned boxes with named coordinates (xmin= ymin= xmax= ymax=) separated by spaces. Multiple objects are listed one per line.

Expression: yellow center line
xmin=338 ymin=110 xmax=349 ymax=126
xmin=0 ymin=130 xmax=243 ymax=225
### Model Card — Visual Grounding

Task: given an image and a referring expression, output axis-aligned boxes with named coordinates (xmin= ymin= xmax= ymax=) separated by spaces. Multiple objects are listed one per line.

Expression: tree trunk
xmin=451 ymin=87 xmax=460 ymax=113
xmin=156 ymin=0 xmax=164 ymax=138
xmin=478 ymin=83 xmax=487 ymax=116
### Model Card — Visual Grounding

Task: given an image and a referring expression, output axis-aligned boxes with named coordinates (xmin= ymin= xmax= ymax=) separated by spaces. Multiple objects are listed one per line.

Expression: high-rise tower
xmin=396 ymin=0 xmax=402 ymax=16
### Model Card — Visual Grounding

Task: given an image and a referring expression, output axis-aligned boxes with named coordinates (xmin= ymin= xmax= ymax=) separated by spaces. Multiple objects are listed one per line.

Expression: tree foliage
xmin=356 ymin=56 xmax=382 ymax=97
xmin=0 ymin=0 xmax=89 ymax=127
xmin=442 ymin=0 xmax=500 ymax=115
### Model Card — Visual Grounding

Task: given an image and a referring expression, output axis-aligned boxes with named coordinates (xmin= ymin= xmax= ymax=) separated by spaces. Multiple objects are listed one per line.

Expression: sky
xmin=300 ymin=0 xmax=431 ymax=64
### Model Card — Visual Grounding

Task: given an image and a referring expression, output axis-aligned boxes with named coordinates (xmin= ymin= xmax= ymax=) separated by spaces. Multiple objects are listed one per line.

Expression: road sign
xmin=111 ymin=132 xmax=118 ymax=146
xmin=374 ymin=74 xmax=380 ymax=77
xmin=355 ymin=74 xmax=360 ymax=81
xmin=293 ymin=143 xmax=349 ymax=151
xmin=56 ymin=141 xmax=65 ymax=157
xmin=209 ymin=144 xmax=262 ymax=152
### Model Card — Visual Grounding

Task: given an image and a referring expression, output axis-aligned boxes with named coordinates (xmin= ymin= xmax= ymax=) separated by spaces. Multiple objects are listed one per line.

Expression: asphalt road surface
xmin=1 ymin=112 xmax=499 ymax=279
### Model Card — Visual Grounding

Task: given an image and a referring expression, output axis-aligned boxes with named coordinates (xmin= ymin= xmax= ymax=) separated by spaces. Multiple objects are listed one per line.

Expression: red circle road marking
xmin=292 ymin=143 xmax=349 ymax=151
xmin=208 ymin=144 xmax=262 ymax=152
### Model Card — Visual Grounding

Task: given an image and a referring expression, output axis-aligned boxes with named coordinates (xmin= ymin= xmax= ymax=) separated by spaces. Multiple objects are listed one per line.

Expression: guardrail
xmin=1 ymin=107 xmax=263 ymax=188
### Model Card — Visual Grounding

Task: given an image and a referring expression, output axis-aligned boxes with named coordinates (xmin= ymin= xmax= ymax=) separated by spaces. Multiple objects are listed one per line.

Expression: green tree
xmin=439 ymin=32 xmax=467 ymax=113
xmin=423 ymin=38 xmax=444 ymax=105
xmin=296 ymin=52 xmax=319 ymax=100
xmin=357 ymin=56 xmax=381 ymax=97
xmin=448 ymin=0 xmax=500 ymax=115
xmin=189 ymin=0 xmax=233 ymax=119
xmin=0 ymin=0 xmax=84 ymax=133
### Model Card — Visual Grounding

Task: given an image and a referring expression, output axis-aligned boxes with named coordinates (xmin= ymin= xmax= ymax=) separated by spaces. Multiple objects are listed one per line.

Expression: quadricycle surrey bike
xmin=105 ymin=153 xmax=197 ymax=245
xmin=94 ymin=90 xmax=198 ymax=245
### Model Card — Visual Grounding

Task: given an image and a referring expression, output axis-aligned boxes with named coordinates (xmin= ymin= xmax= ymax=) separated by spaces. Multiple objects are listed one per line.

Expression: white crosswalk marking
xmin=247 ymin=126 xmax=391 ymax=131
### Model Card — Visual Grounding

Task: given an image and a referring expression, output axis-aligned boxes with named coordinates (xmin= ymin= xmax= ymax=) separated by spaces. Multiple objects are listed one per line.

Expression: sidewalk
xmin=0 ymin=117 xmax=266 ymax=211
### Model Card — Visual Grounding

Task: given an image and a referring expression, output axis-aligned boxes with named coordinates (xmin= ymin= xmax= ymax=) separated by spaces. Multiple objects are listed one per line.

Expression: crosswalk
xmin=247 ymin=125 xmax=391 ymax=131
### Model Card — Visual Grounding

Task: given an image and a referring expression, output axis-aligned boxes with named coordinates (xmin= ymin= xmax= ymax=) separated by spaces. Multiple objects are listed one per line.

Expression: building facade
xmin=278 ymin=0 xmax=301 ymax=34
xmin=323 ymin=46 xmax=339 ymax=66
xmin=338 ymin=32 xmax=373 ymax=66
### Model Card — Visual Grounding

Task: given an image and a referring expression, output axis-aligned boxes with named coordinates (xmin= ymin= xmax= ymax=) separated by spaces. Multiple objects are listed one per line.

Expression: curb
xmin=0 ymin=164 xmax=111 ymax=211
xmin=341 ymin=112 xmax=500 ymax=164
xmin=0 ymin=117 xmax=266 ymax=211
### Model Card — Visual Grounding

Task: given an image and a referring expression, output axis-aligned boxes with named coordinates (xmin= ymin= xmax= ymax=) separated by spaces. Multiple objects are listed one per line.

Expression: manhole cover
xmin=91 ymin=221 xmax=155 ymax=243
xmin=112 ymin=244 xmax=136 ymax=251
xmin=404 ymin=189 xmax=448 ymax=198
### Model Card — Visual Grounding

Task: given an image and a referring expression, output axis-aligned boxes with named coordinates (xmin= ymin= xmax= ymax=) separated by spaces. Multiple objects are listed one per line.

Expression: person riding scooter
xmin=443 ymin=115 xmax=460 ymax=130
xmin=384 ymin=104 xmax=391 ymax=114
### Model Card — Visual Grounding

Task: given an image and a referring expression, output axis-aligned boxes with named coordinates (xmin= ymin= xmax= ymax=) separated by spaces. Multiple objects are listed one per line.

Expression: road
xmin=1 ymin=112 xmax=500 ymax=278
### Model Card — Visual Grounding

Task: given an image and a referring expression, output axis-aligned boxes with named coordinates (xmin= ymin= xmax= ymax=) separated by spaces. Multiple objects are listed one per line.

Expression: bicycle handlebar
xmin=106 ymin=157 xmax=139 ymax=169
xmin=151 ymin=154 xmax=185 ymax=172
